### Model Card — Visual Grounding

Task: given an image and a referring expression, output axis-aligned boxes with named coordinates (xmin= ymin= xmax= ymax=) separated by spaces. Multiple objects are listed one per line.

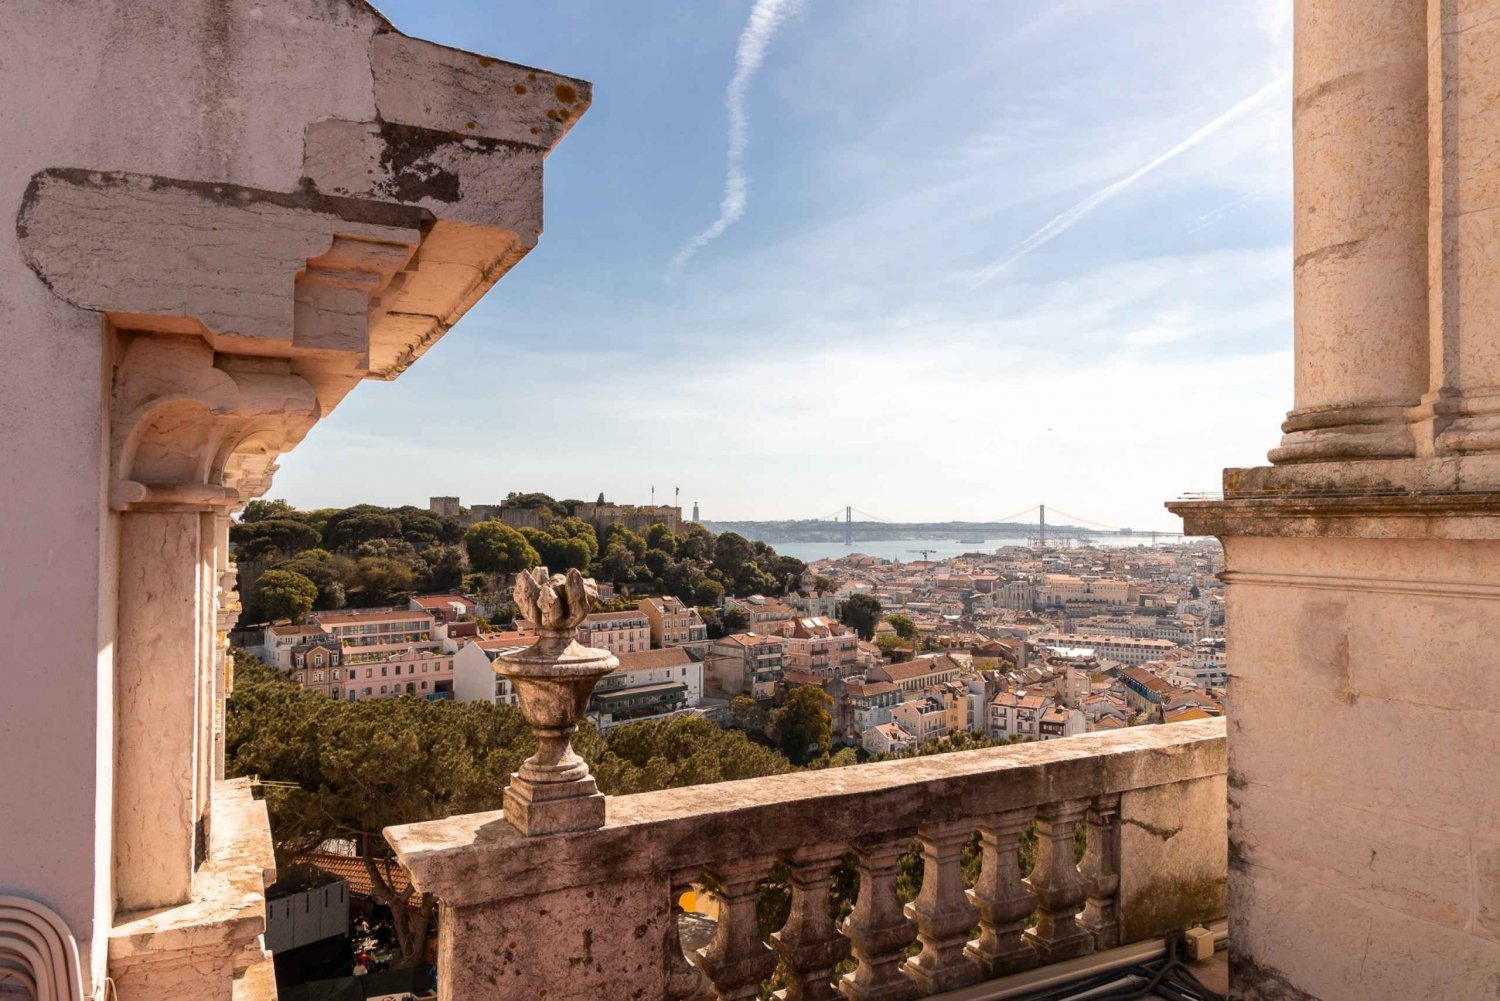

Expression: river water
xmin=763 ymin=536 xmax=1174 ymax=564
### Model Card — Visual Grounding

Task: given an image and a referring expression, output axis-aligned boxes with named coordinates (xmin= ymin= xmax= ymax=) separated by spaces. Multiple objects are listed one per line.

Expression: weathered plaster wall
xmin=1222 ymin=535 xmax=1500 ymax=1001
xmin=0 ymin=2 xmax=591 ymax=992
xmin=1118 ymin=774 xmax=1228 ymax=944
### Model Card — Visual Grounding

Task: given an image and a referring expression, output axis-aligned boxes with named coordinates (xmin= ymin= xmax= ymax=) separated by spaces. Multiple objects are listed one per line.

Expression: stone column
xmin=114 ymin=510 xmax=208 ymax=912
xmin=1414 ymin=0 xmax=1500 ymax=454
xmin=1271 ymin=0 xmax=1429 ymax=463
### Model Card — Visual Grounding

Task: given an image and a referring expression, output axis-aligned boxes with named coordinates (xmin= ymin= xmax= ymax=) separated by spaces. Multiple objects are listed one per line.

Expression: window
xmin=380 ymin=685 xmax=388 ymax=694
xmin=365 ymin=668 xmax=373 ymax=679
xmin=362 ymin=687 xmax=371 ymax=696
xmin=381 ymin=666 xmax=388 ymax=677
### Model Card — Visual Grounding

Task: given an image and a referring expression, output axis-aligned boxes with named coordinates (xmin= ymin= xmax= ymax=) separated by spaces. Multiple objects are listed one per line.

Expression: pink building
xmin=776 ymin=616 xmax=860 ymax=678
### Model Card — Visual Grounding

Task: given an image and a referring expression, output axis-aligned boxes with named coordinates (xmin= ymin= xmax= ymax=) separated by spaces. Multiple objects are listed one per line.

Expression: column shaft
xmin=114 ymin=511 xmax=206 ymax=912
xmin=1273 ymin=0 xmax=1429 ymax=462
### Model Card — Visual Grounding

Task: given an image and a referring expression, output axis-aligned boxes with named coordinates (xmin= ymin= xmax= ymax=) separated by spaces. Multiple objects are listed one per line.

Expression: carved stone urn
xmin=496 ymin=567 xmax=617 ymax=835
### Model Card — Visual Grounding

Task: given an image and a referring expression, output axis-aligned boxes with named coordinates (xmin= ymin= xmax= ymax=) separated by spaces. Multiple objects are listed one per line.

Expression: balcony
xmin=387 ymin=717 xmax=1226 ymax=1000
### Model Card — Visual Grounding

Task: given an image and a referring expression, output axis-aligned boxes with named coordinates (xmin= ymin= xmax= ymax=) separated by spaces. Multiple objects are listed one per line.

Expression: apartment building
xmin=1121 ymin=666 xmax=1175 ymax=713
xmin=637 ymin=596 xmax=709 ymax=651
xmin=862 ymin=721 xmax=916 ymax=756
xmin=310 ymin=607 xmax=438 ymax=664
xmin=867 ymin=653 xmax=966 ymax=693
xmin=777 ymin=616 xmax=860 ymax=678
xmin=1030 ymin=633 xmax=1179 ymax=667
xmin=787 ymin=591 xmax=839 ymax=619
xmin=1163 ymin=655 xmax=1228 ymax=690
xmin=839 ymin=679 xmax=902 ymax=739
xmin=332 ymin=648 xmax=455 ymax=702
xmin=989 ymin=690 xmax=1086 ymax=741
xmin=577 ymin=609 xmax=651 ymax=656
xmin=891 ymin=683 xmax=968 ymax=743
xmin=259 ymin=623 xmax=326 ymax=670
xmin=588 ymin=648 xmax=703 ymax=732
xmin=288 ymin=638 xmax=342 ymax=693
xmin=723 ymin=594 xmax=797 ymax=634
xmin=704 ymin=633 xmax=785 ymax=700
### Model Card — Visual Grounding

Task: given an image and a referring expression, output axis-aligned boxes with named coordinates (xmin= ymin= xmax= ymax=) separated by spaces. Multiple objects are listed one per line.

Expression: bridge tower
xmin=844 ymin=505 xmax=852 ymax=547
xmin=1039 ymin=504 xmax=1046 ymax=547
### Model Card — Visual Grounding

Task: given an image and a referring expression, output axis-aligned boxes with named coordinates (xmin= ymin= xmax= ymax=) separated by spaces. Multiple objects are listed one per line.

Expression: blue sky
xmin=273 ymin=0 xmax=1294 ymax=530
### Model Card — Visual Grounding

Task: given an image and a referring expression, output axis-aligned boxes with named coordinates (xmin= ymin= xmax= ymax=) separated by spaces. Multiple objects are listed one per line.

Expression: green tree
xmin=643 ymin=522 xmax=677 ymax=556
xmin=251 ymin=568 xmax=318 ymax=622
xmin=698 ymin=606 xmax=725 ymax=639
xmin=465 ymin=521 xmax=540 ymax=574
xmin=275 ymin=548 xmax=356 ymax=610
xmin=353 ymin=556 xmax=416 ymax=606
xmin=722 ymin=607 xmax=750 ymax=633
xmin=231 ymin=516 xmax=321 ymax=562
xmin=728 ymin=695 xmax=769 ymax=734
xmin=678 ymin=522 xmax=715 ymax=562
xmin=839 ymin=593 xmax=883 ymax=640
xmin=598 ymin=541 xmax=636 ymax=583
xmin=604 ymin=524 xmax=647 ymax=561
xmin=239 ymin=498 xmax=296 ymax=523
xmin=520 ymin=526 xmax=593 ymax=573
xmin=694 ymin=577 xmax=724 ymax=607
xmin=354 ymin=537 xmax=418 ymax=562
xmin=885 ymin=614 xmax=919 ymax=641
xmin=772 ymin=687 xmax=833 ymax=765
xmin=422 ymin=544 xmax=467 ymax=592
xmin=812 ymin=575 xmax=835 ymax=596
xmin=323 ymin=507 xmax=404 ymax=551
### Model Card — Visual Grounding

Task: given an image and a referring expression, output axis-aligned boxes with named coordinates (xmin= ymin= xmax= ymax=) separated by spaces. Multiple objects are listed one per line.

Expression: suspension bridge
xmin=811 ymin=504 xmax=1187 ymax=547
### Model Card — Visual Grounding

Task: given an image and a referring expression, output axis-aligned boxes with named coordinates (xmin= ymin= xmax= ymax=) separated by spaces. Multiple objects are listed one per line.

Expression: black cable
xmin=1011 ymin=933 xmax=1226 ymax=1001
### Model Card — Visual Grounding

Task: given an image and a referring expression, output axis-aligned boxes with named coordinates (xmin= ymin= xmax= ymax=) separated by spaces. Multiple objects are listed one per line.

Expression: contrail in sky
xmin=972 ymin=73 xmax=1290 ymax=288
xmin=667 ymin=0 xmax=802 ymax=283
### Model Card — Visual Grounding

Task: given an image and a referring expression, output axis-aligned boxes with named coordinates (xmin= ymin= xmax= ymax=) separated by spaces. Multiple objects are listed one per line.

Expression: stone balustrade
xmin=388 ymin=717 xmax=1226 ymax=1001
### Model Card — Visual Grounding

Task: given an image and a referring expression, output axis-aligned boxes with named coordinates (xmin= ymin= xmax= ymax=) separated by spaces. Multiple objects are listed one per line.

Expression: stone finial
xmin=513 ymin=566 xmax=595 ymax=631
xmin=496 ymin=567 xmax=616 ymax=836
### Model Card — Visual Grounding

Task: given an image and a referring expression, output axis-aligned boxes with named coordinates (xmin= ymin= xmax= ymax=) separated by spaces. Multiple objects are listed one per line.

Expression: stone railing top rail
xmin=388 ymin=718 xmax=1225 ymax=907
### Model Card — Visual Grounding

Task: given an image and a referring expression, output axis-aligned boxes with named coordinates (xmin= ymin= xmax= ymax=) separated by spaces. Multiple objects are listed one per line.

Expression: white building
xmin=451 ymin=636 xmax=525 ymax=707
xmin=588 ymin=647 xmax=703 ymax=732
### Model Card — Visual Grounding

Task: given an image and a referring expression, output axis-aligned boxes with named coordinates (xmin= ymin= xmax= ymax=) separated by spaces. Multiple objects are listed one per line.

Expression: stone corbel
xmin=109 ymin=335 xmax=319 ymax=513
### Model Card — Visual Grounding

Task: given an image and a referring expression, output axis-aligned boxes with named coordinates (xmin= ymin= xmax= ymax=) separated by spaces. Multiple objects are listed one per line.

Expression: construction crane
xmin=908 ymin=548 xmax=935 ymax=564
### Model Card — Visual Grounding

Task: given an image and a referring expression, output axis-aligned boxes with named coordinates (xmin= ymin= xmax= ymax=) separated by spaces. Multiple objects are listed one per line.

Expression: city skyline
xmin=270 ymin=0 xmax=1294 ymax=528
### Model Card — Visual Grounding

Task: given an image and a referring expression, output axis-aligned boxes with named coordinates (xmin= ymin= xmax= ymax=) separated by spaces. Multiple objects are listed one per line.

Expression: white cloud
xmin=666 ymin=0 xmax=803 ymax=282
xmin=971 ymin=72 xmax=1291 ymax=286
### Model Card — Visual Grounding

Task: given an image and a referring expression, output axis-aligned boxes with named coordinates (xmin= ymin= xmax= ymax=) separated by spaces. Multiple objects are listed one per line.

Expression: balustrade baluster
xmin=902 ymin=821 xmax=980 ymax=993
xmin=1023 ymin=799 xmax=1093 ymax=963
xmin=964 ymin=808 xmax=1038 ymax=977
xmin=838 ymin=833 xmax=918 ymax=1001
xmin=697 ymin=858 xmax=779 ymax=1001
xmin=1078 ymin=794 xmax=1122 ymax=951
xmin=771 ymin=844 xmax=849 ymax=1001
xmin=667 ymin=871 xmax=714 ymax=1001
